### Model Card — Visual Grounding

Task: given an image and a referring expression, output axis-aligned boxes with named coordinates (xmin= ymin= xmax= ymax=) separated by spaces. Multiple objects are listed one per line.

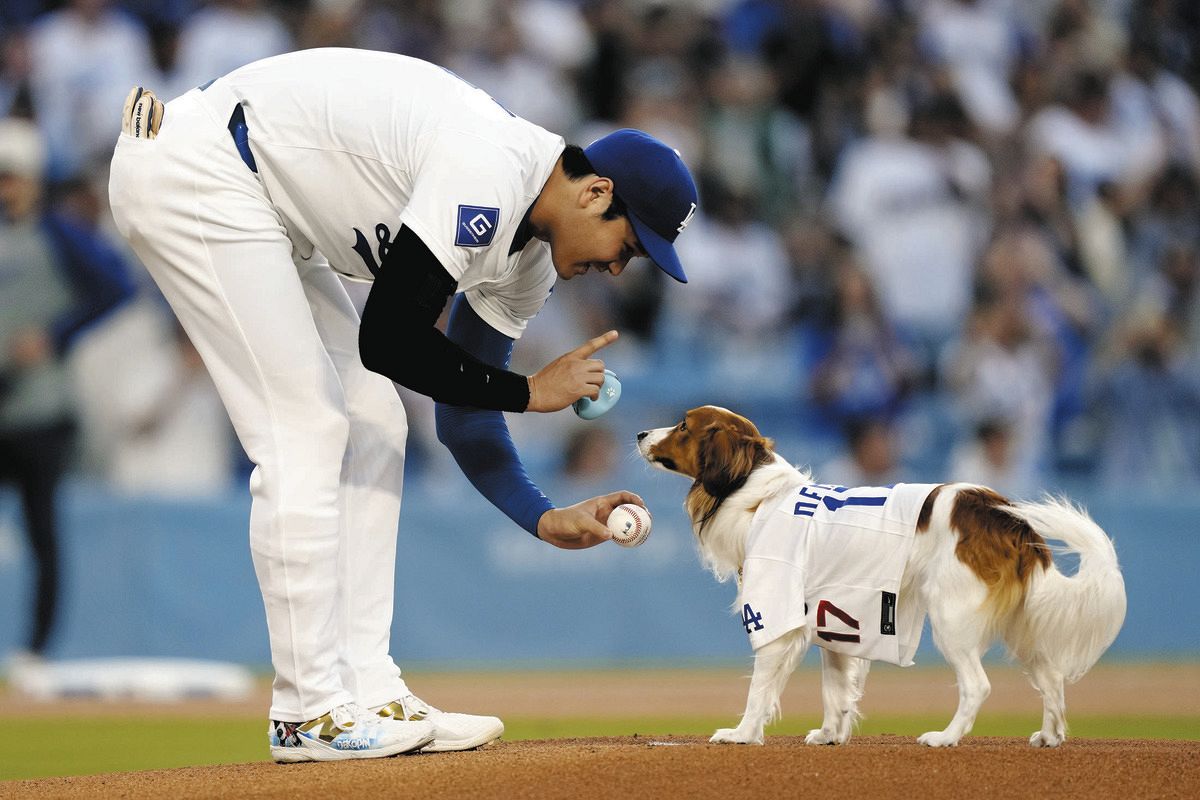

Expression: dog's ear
xmin=697 ymin=424 xmax=770 ymax=498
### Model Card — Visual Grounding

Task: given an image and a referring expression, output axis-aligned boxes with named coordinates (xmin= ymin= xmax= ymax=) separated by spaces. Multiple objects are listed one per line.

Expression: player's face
xmin=550 ymin=186 xmax=647 ymax=280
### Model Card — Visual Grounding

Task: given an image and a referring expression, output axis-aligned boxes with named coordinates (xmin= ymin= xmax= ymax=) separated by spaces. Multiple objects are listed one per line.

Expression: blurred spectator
xmin=576 ymin=0 xmax=631 ymax=122
xmin=28 ymin=0 xmax=156 ymax=180
xmin=1044 ymin=0 xmax=1127 ymax=76
xmin=1112 ymin=30 xmax=1200 ymax=178
xmin=940 ymin=281 xmax=1057 ymax=483
xmin=448 ymin=5 xmax=582 ymax=134
xmin=757 ymin=0 xmax=877 ymax=178
xmin=1 ymin=29 xmax=34 ymax=118
xmin=747 ymin=0 xmax=870 ymax=126
xmin=1088 ymin=312 xmax=1200 ymax=491
xmin=946 ymin=417 xmax=1035 ymax=498
xmin=1025 ymin=69 xmax=1163 ymax=208
xmin=976 ymin=224 xmax=1101 ymax=459
xmin=509 ymin=0 xmax=594 ymax=75
xmin=817 ymin=416 xmax=904 ymax=488
xmin=782 ymin=217 xmax=839 ymax=333
xmin=73 ymin=301 xmax=235 ymax=497
xmin=1135 ymin=240 xmax=1200 ymax=354
xmin=0 ymin=0 xmax=44 ymax=30
xmin=669 ymin=182 xmax=791 ymax=345
xmin=352 ymin=1 xmax=445 ymax=60
xmin=1075 ymin=180 xmax=1131 ymax=306
xmin=1128 ymin=165 xmax=1200 ymax=280
xmin=1128 ymin=0 xmax=1200 ymax=89
xmin=613 ymin=3 xmax=708 ymax=160
xmin=809 ymin=255 xmax=918 ymax=422
xmin=170 ymin=0 xmax=293 ymax=99
xmin=1010 ymin=153 xmax=1084 ymax=279
xmin=827 ymin=91 xmax=991 ymax=365
xmin=701 ymin=56 xmax=814 ymax=223
xmin=917 ymin=0 xmax=1027 ymax=138
xmin=0 ymin=117 xmax=134 ymax=658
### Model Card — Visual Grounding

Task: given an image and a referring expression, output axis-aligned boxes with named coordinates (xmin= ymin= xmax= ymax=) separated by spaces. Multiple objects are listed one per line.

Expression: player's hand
xmin=537 ymin=490 xmax=646 ymax=549
xmin=527 ymin=330 xmax=618 ymax=413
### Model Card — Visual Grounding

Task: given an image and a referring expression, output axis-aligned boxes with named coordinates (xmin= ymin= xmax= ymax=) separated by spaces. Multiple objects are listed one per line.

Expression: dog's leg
xmin=1025 ymin=662 xmax=1067 ymax=747
xmin=805 ymin=651 xmax=868 ymax=745
xmin=919 ymin=596 xmax=991 ymax=747
xmin=711 ymin=631 xmax=807 ymax=745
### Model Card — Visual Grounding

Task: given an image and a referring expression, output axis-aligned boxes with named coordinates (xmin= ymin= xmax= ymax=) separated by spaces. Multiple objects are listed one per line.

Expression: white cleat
xmin=374 ymin=694 xmax=504 ymax=752
xmin=269 ymin=702 xmax=435 ymax=763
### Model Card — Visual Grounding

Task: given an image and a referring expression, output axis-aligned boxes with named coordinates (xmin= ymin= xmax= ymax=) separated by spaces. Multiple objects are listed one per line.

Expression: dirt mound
xmin=4 ymin=736 xmax=1197 ymax=800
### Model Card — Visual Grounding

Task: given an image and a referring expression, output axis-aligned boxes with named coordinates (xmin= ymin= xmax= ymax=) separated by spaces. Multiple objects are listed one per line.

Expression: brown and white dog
xmin=637 ymin=406 xmax=1126 ymax=748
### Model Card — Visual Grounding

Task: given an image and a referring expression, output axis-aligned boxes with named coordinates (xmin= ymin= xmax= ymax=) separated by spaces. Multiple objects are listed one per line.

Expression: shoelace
xmin=329 ymin=702 xmax=376 ymax=731
xmin=399 ymin=695 xmax=439 ymax=720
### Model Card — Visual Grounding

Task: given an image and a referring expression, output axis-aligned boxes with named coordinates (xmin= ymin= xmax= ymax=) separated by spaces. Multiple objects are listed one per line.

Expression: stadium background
xmin=1 ymin=0 xmax=1198 ymax=783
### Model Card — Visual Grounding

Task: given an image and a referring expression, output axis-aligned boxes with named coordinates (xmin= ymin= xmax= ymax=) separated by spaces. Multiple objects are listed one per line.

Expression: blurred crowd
xmin=3 ymin=0 xmax=1200 ymax=511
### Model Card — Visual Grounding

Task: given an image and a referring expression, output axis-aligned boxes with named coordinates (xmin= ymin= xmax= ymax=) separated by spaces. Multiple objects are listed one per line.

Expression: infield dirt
xmin=3 ymin=736 xmax=1197 ymax=799
xmin=1 ymin=663 xmax=1197 ymax=798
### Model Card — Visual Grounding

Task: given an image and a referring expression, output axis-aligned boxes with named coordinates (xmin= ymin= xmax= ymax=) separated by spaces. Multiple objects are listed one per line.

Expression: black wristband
xmin=358 ymin=226 xmax=531 ymax=412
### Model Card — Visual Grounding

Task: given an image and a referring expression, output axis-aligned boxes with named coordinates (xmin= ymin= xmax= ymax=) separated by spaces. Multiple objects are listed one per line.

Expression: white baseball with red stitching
xmin=607 ymin=504 xmax=652 ymax=548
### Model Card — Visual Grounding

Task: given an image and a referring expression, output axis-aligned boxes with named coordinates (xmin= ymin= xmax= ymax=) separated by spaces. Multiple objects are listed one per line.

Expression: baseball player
xmin=108 ymin=48 xmax=698 ymax=762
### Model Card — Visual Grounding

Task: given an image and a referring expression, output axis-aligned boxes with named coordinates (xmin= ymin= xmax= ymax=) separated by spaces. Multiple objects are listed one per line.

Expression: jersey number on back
xmin=794 ymin=485 xmax=889 ymax=518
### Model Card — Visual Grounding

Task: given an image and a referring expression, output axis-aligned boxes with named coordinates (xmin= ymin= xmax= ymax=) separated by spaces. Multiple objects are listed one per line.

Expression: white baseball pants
xmin=109 ymin=82 xmax=412 ymax=721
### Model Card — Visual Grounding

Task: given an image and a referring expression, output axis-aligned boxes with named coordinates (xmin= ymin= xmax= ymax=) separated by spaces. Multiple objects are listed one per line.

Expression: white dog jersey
xmin=738 ymin=483 xmax=939 ymax=665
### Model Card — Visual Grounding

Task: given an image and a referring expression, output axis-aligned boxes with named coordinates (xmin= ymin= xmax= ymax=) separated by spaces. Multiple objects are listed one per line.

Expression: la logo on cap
xmin=677 ymin=202 xmax=697 ymax=235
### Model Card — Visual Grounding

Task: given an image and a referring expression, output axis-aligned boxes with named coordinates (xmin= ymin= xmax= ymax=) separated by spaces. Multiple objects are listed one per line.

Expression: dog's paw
xmin=710 ymin=728 xmax=762 ymax=745
xmin=917 ymin=730 xmax=961 ymax=748
xmin=1029 ymin=730 xmax=1064 ymax=748
xmin=805 ymin=728 xmax=845 ymax=745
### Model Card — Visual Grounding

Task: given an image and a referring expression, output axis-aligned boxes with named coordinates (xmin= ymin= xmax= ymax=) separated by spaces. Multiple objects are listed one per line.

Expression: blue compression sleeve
xmin=435 ymin=296 xmax=553 ymax=536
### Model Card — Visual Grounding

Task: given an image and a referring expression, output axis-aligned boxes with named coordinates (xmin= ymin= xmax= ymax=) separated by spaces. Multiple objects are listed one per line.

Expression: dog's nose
xmin=637 ymin=431 xmax=648 ymax=441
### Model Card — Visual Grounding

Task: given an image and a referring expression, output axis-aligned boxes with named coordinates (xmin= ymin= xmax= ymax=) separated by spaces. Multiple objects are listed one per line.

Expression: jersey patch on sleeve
xmin=456 ymin=205 xmax=500 ymax=247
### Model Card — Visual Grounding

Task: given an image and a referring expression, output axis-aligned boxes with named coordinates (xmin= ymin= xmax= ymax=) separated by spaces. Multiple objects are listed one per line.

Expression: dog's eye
xmin=679 ymin=421 xmax=688 ymax=432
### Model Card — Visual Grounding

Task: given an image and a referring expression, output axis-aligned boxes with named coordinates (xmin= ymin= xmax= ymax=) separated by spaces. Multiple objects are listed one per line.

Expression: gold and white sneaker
xmin=374 ymin=694 xmax=504 ymax=752
xmin=270 ymin=702 xmax=434 ymax=763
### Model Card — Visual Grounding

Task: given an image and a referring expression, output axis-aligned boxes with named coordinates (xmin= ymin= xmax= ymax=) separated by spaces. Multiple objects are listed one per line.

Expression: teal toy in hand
xmin=573 ymin=370 xmax=621 ymax=420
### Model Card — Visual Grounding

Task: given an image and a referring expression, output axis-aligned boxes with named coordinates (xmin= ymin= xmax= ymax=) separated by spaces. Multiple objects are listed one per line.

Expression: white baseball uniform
xmin=738 ymin=483 xmax=939 ymax=666
xmin=109 ymin=49 xmax=564 ymax=721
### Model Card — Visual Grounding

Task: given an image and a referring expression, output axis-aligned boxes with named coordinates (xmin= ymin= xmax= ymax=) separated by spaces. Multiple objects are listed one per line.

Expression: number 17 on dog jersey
xmin=738 ymin=483 xmax=939 ymax=666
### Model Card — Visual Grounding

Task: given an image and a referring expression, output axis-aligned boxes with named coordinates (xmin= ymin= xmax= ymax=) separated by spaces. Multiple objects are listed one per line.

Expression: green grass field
xmin=2 ymin=714 xmax=1197 ymax=782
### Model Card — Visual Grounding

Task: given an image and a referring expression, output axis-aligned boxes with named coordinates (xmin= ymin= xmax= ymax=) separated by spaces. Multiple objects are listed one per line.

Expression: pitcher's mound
xmin=5 ymin=736 xmax=1197 ymax=800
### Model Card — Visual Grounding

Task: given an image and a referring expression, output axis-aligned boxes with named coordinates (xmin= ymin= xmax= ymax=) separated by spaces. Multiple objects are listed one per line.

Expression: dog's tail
xmin=1001 ymin=497 xmax=1126 ymax=683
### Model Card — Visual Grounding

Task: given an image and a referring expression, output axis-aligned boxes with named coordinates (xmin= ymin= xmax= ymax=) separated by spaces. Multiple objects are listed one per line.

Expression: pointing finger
xmin=573 ymin=330 xmax=619 ymax=358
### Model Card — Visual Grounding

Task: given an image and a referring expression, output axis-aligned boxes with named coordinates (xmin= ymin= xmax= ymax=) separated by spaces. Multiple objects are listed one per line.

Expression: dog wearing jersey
xmin=637 ymin=406 xmax=1126 ymax=748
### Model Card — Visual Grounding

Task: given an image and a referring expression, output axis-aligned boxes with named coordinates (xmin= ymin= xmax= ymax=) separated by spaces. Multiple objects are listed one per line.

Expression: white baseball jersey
xmin=738 ymin=483 xmax=939 ymax=666
xmin=222 ymin=48 xmax=564 ymax=338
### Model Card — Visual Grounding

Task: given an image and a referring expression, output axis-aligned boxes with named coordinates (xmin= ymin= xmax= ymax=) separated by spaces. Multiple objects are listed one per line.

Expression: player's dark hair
xmin=561 ymin=144 xmax=628 ymax=221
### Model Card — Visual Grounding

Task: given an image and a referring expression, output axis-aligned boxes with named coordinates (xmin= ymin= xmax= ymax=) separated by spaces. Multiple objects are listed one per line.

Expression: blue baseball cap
xmin=584 ymin=129 xmax=698 ymax=283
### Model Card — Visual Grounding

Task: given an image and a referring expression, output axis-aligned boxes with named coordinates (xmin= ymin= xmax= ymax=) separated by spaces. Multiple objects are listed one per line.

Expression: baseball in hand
xmin=607 ymin=504 xmax=652 ymax=548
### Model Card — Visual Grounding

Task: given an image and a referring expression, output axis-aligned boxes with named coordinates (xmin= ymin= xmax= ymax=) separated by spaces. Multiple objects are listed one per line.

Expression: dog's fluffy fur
xmin=637 ymin=406 xmax=1127 ymax=747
